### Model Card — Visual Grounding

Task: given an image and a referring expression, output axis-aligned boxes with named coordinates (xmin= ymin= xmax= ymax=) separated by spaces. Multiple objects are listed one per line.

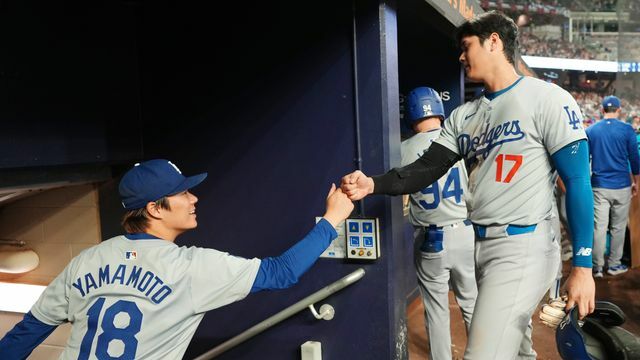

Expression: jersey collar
xmin=125 ymin=233 xmax=163 ymax=240
xmin=484 ymin=76 xmax=524 ymax=101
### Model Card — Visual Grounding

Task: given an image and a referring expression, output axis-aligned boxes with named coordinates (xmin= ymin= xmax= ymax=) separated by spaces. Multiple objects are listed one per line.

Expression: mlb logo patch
xmin=125 ymin=251 xmax=137 ymax=260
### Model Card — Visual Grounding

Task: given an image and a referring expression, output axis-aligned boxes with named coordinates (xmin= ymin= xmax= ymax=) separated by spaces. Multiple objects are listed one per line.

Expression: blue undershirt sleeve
xmin=250 ymin=218 xmax=338 ymax=292
xmin=0 ymin=311 xmax=57 ymax=359
xmin=551 ymin=140 xmax=594 ymax=268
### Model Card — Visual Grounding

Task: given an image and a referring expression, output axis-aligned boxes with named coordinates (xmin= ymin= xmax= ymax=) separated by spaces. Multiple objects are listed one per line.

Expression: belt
xmin=474 ymin=223 xmax=537 ymax=238
xmin=425 ymin=219 xmax=472 ymax=230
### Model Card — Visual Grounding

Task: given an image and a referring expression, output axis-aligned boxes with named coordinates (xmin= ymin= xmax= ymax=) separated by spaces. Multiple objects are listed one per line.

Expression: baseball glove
xmin=539 ymin=295 xmax=568 ymax=329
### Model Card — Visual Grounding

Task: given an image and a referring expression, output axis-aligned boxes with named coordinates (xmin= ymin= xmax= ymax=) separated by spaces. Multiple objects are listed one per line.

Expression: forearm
xmin=0 ymin=311 xmax=57 ymax=359
xmin=552 ymin=140 xmax=593 ymax=268
xmin=250 ymin=218 xmax=337 ymax=292
xmin=372 ymin=143 xmax=461 ymax=195
xmin=565 ymin=177 xmax=594 ymax=268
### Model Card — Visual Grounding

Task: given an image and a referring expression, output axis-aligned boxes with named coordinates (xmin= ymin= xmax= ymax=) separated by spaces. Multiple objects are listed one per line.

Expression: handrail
xmin=192 ymin=268 xmax=366 ymax=360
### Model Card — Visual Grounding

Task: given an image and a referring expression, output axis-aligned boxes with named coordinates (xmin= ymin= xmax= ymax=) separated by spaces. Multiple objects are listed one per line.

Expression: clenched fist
xmin=340 ymin=170 xmax=374 ymax=201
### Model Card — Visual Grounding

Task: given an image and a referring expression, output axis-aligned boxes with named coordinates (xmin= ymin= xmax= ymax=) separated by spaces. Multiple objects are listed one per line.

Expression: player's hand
xmin=632 ymin=183 xmax=637 ymax=197
xmin=340 ymin=170 xmax=374 ymax=201
xmin=323 ymin=184 xmax=354 ymax=229
xmin=539 ymin=295 xmax=568 ymax=329
xmin=563 ymin=267 xmax=595 ymax=319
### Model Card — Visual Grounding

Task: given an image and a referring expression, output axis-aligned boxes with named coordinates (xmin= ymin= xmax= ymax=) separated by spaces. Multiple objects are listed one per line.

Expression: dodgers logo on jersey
xmin=457 ymin=120 xmax=525 ymax=159
xmin=563 ymin=106 xmax=582 ymax=130
xmin=125 ymin=251 xmax=137 ymax=260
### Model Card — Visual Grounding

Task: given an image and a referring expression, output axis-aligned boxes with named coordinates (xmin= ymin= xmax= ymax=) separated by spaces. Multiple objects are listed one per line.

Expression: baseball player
xmin=587 ymin=95 xmax=640 ymax=277
xmin=341 ymin=11 xmax=595 ymax=359
xmin=402 ymin=87 xmax=476 ymax=360
xmin=0 ymin=159 xmax=354 ymax=359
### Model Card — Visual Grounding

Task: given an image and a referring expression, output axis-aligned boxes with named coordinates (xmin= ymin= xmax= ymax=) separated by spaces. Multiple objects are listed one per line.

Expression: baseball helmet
xmin=556 ymin=301 xmax=640 ymax=360
xmin=404 ymin=87 xmax=445 ymax=129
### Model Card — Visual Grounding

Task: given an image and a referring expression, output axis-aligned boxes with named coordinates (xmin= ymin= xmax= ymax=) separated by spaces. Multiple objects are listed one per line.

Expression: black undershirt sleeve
xmin=371 ymin=142 xmax=462 ymax=195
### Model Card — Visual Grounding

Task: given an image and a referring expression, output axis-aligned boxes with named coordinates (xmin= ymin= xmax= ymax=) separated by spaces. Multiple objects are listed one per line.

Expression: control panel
xmin=345 ymin=218 xmax=380 ymax=260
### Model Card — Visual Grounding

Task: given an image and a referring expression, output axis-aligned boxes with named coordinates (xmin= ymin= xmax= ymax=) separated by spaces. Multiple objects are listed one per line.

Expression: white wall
xmin=0 ymin=184 xmax=101 ymax=358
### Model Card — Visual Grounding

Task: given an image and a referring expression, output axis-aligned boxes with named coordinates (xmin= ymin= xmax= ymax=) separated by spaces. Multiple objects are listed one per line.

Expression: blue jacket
xmin=586 ymin=118 xmax=640 ymax=189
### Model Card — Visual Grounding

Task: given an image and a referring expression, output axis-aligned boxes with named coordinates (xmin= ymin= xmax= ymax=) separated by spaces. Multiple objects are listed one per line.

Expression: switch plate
xmin=345 ymin=218 xmax=380 ymax=260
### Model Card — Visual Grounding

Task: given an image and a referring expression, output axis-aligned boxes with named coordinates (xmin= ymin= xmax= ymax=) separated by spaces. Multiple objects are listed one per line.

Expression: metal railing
xmin=0 ymin=239 xmax=26 ymax=247
xmin=193 ymin=268 xmax=366 ymax=360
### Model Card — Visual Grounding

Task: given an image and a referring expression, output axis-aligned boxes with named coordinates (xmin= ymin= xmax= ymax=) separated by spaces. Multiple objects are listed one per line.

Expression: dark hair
xmin=603 ymin=106 xmax=619 ymax=114
xmin=455 ymin=10 xmax=519 ymax=66
xmin=121 ymin=197 xmax=171 ymax=233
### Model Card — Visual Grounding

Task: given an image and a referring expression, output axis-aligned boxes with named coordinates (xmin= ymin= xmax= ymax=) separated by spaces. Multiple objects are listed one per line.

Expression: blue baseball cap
xmin=602 ymin=95 xmax=620 ymax=109
xmin=119 ymin=159 xmax=208 ymax=210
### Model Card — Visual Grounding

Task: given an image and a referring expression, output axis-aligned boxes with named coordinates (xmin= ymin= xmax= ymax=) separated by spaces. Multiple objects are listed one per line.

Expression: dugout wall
xmin=0 ymin=0 xmax=481 ymax=359
xmin=135 ymin=1 xmax=478 ymax=358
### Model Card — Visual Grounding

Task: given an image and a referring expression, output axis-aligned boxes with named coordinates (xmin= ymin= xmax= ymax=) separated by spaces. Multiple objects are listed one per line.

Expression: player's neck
xmin=482 ymin=64 xmax=520 ymax=93
xmin=144 ymin=224 xmax=180 ymax=242
xmin=603 ymin=113 xmax=618 ymax=120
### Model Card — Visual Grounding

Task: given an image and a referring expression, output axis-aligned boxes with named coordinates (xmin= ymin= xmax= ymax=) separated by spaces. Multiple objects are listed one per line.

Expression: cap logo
xmin=422 ymin=104 xmax=433 ymax=116
xmin=167 ymin=161 xmax=182 ymax=174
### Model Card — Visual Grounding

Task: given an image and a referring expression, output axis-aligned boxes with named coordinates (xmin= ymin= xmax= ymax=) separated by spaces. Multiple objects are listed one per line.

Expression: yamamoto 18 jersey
xmin=434 ymin=76 xmax=586 ymax=226
xmin=401 ymin=129 xmax=469 ymax=226
xmin=30 ymin=236 xmax=260 ymax=359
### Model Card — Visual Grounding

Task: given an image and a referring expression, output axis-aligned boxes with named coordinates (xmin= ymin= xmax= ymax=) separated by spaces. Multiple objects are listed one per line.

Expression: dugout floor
xmin=407 ymin=259 xmax=640 ymax=360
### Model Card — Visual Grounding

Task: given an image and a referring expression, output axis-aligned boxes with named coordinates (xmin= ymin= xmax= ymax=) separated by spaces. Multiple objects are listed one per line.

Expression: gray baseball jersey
xmin=30 ymin=235 xmax=260 ymax=359
xmin=401 ymin=129 xmax=469 ymax=226
xmin=435 ymin=76 xmax=587 ymax=225
xmin=402 ymin=129 xmax=476 ymax=360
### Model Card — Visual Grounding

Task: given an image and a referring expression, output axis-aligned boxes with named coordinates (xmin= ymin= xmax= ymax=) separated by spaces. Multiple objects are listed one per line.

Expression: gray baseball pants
xmin=413 ymin=220 xmax=477 ymax=360
xmin=464 ymin=218 xmax=560 ymax=359
xmin=593 ymin=186 xmax=632 ymax=270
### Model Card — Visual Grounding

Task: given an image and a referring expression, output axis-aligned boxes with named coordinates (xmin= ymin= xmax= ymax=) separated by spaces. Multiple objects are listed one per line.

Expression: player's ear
xmin=489 ymin=32 xmax=500 ymax=51
xmin=146 ymin=201 xmax=162 ymax=219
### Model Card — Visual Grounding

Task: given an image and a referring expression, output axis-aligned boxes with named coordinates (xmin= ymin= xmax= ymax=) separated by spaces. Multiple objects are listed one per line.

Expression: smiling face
xmin=459 ymin=35 xmax=493 ymax=83
xmin=162 ymin=190 xmax=199 ymax=234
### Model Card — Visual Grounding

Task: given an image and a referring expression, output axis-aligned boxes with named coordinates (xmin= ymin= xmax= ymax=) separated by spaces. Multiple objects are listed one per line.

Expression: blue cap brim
xmin=167 ymin=172 xmax=208 ymax=196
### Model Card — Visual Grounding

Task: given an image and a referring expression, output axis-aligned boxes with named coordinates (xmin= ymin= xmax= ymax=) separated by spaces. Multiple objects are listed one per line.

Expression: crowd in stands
xmin=571 ymin=90 xmax=640 ymax=127
xmin=618 ymin=35 xmax=640 ymax=61
xmin=520 ymin=31 xmax=640 ymax=61
xmin=480 ymin=0 xmax=570 ymax=17
xmin=559 ymin=0 xmax=617 ymax=12
xmin=480 ymin=0 xmax=630 ymax=14
xmin=519 ymin=32 xmax=601 ymax=59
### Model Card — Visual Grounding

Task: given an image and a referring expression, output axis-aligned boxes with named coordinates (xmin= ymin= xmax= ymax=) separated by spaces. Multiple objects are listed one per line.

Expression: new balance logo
xmin=576 ymin=247 xmax=592 ymax=256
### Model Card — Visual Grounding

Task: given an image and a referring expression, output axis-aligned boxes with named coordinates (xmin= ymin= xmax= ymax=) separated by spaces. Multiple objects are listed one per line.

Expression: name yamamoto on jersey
xmin=72 ymin=264 xmax=173 ymax=304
